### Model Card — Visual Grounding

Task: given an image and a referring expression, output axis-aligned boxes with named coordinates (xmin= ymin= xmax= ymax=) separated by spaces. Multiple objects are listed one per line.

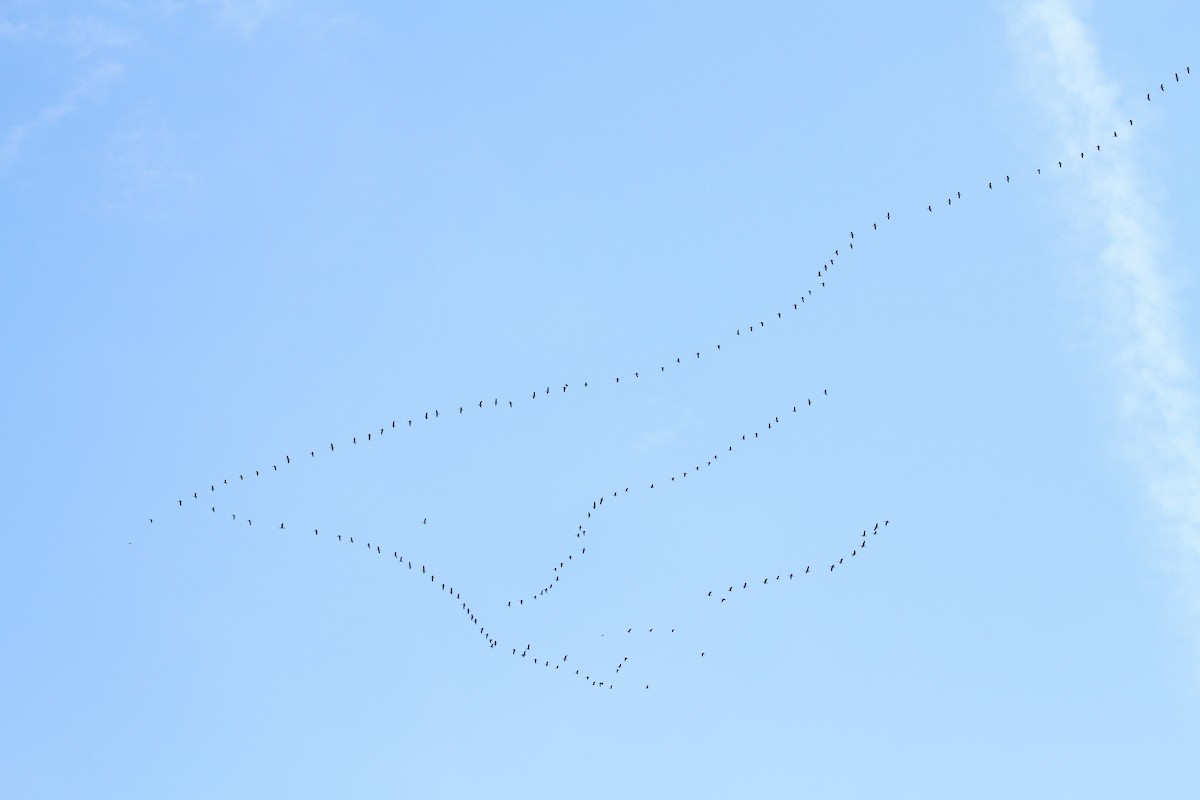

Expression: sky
xmin=2 ymin=2 xmax=1198 ymax=797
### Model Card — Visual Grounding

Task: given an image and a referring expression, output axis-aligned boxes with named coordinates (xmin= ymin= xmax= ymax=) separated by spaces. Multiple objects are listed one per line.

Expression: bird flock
xmin=152 ymin=65 xmax=1191 ymax=690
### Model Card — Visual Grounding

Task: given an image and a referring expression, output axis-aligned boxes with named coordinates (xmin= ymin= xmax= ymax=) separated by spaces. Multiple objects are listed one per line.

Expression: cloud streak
xmin=0 ymin=60 xmax=124 ymax=171
xmin=1010 ymin=0 xmax=1200 ymax=645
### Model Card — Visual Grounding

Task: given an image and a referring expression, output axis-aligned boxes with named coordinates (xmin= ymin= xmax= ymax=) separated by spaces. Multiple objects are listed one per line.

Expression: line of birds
xmin=149 ymin=65 xmax=1190 ymax=689
xmin=240 ymin=506 xmax=632 ymax=690
xmin=507 ymin=391 xmax=833 ymax=607
xmin=706 ymin=520 xmax=891 ymax=604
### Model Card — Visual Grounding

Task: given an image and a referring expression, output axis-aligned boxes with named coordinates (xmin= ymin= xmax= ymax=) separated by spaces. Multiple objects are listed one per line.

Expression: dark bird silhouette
xmin=280 ymin=523 xmax=284 ymax=529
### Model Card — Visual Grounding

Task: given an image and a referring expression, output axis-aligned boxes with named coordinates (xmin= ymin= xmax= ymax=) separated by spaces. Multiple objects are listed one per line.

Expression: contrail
xmin=1011 ymin=0 xmax=1200 ymax=656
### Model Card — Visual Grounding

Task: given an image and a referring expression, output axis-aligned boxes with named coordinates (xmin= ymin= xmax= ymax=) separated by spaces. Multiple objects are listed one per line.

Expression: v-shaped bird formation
xmin=152 ymin=65 xmax=1191 ymax=690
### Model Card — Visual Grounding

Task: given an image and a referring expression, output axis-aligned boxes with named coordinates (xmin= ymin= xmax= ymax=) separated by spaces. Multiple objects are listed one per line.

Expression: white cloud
xmin=0 ymin=60 xmax=124 ymax=171
xmin=1010 ymin=0 xmax=1200 ymax=650
xmin=208 ymin=0 xmax=285 ymax=39
xmin=65 ymin=14 xmax=133 ymax=58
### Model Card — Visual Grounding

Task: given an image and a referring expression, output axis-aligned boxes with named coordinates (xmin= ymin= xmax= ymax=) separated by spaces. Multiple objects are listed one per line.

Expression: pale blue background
xmin=2 ymin=2 xmax=1198 ymax=797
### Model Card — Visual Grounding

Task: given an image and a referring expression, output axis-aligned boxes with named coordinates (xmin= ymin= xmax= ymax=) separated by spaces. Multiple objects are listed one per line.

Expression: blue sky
xmin=2 ymin=2 xmax=1198 ymax=797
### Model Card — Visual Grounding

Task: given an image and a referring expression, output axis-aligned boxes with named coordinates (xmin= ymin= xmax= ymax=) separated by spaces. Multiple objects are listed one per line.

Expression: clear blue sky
xmin=3 ymin=2 xmax=1198 ymax=797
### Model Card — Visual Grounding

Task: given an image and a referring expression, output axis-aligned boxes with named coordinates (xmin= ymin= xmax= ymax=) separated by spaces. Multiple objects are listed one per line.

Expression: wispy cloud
xmin=0 ymin=60 xmax=124 ymax=171
xmin=64 ymin=14 xmax=133 ymax=58
xmin=1010 ymin=0 xmax=1200 ymax=649
xmin=207 ymin=0 xmax=285 ymax=40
